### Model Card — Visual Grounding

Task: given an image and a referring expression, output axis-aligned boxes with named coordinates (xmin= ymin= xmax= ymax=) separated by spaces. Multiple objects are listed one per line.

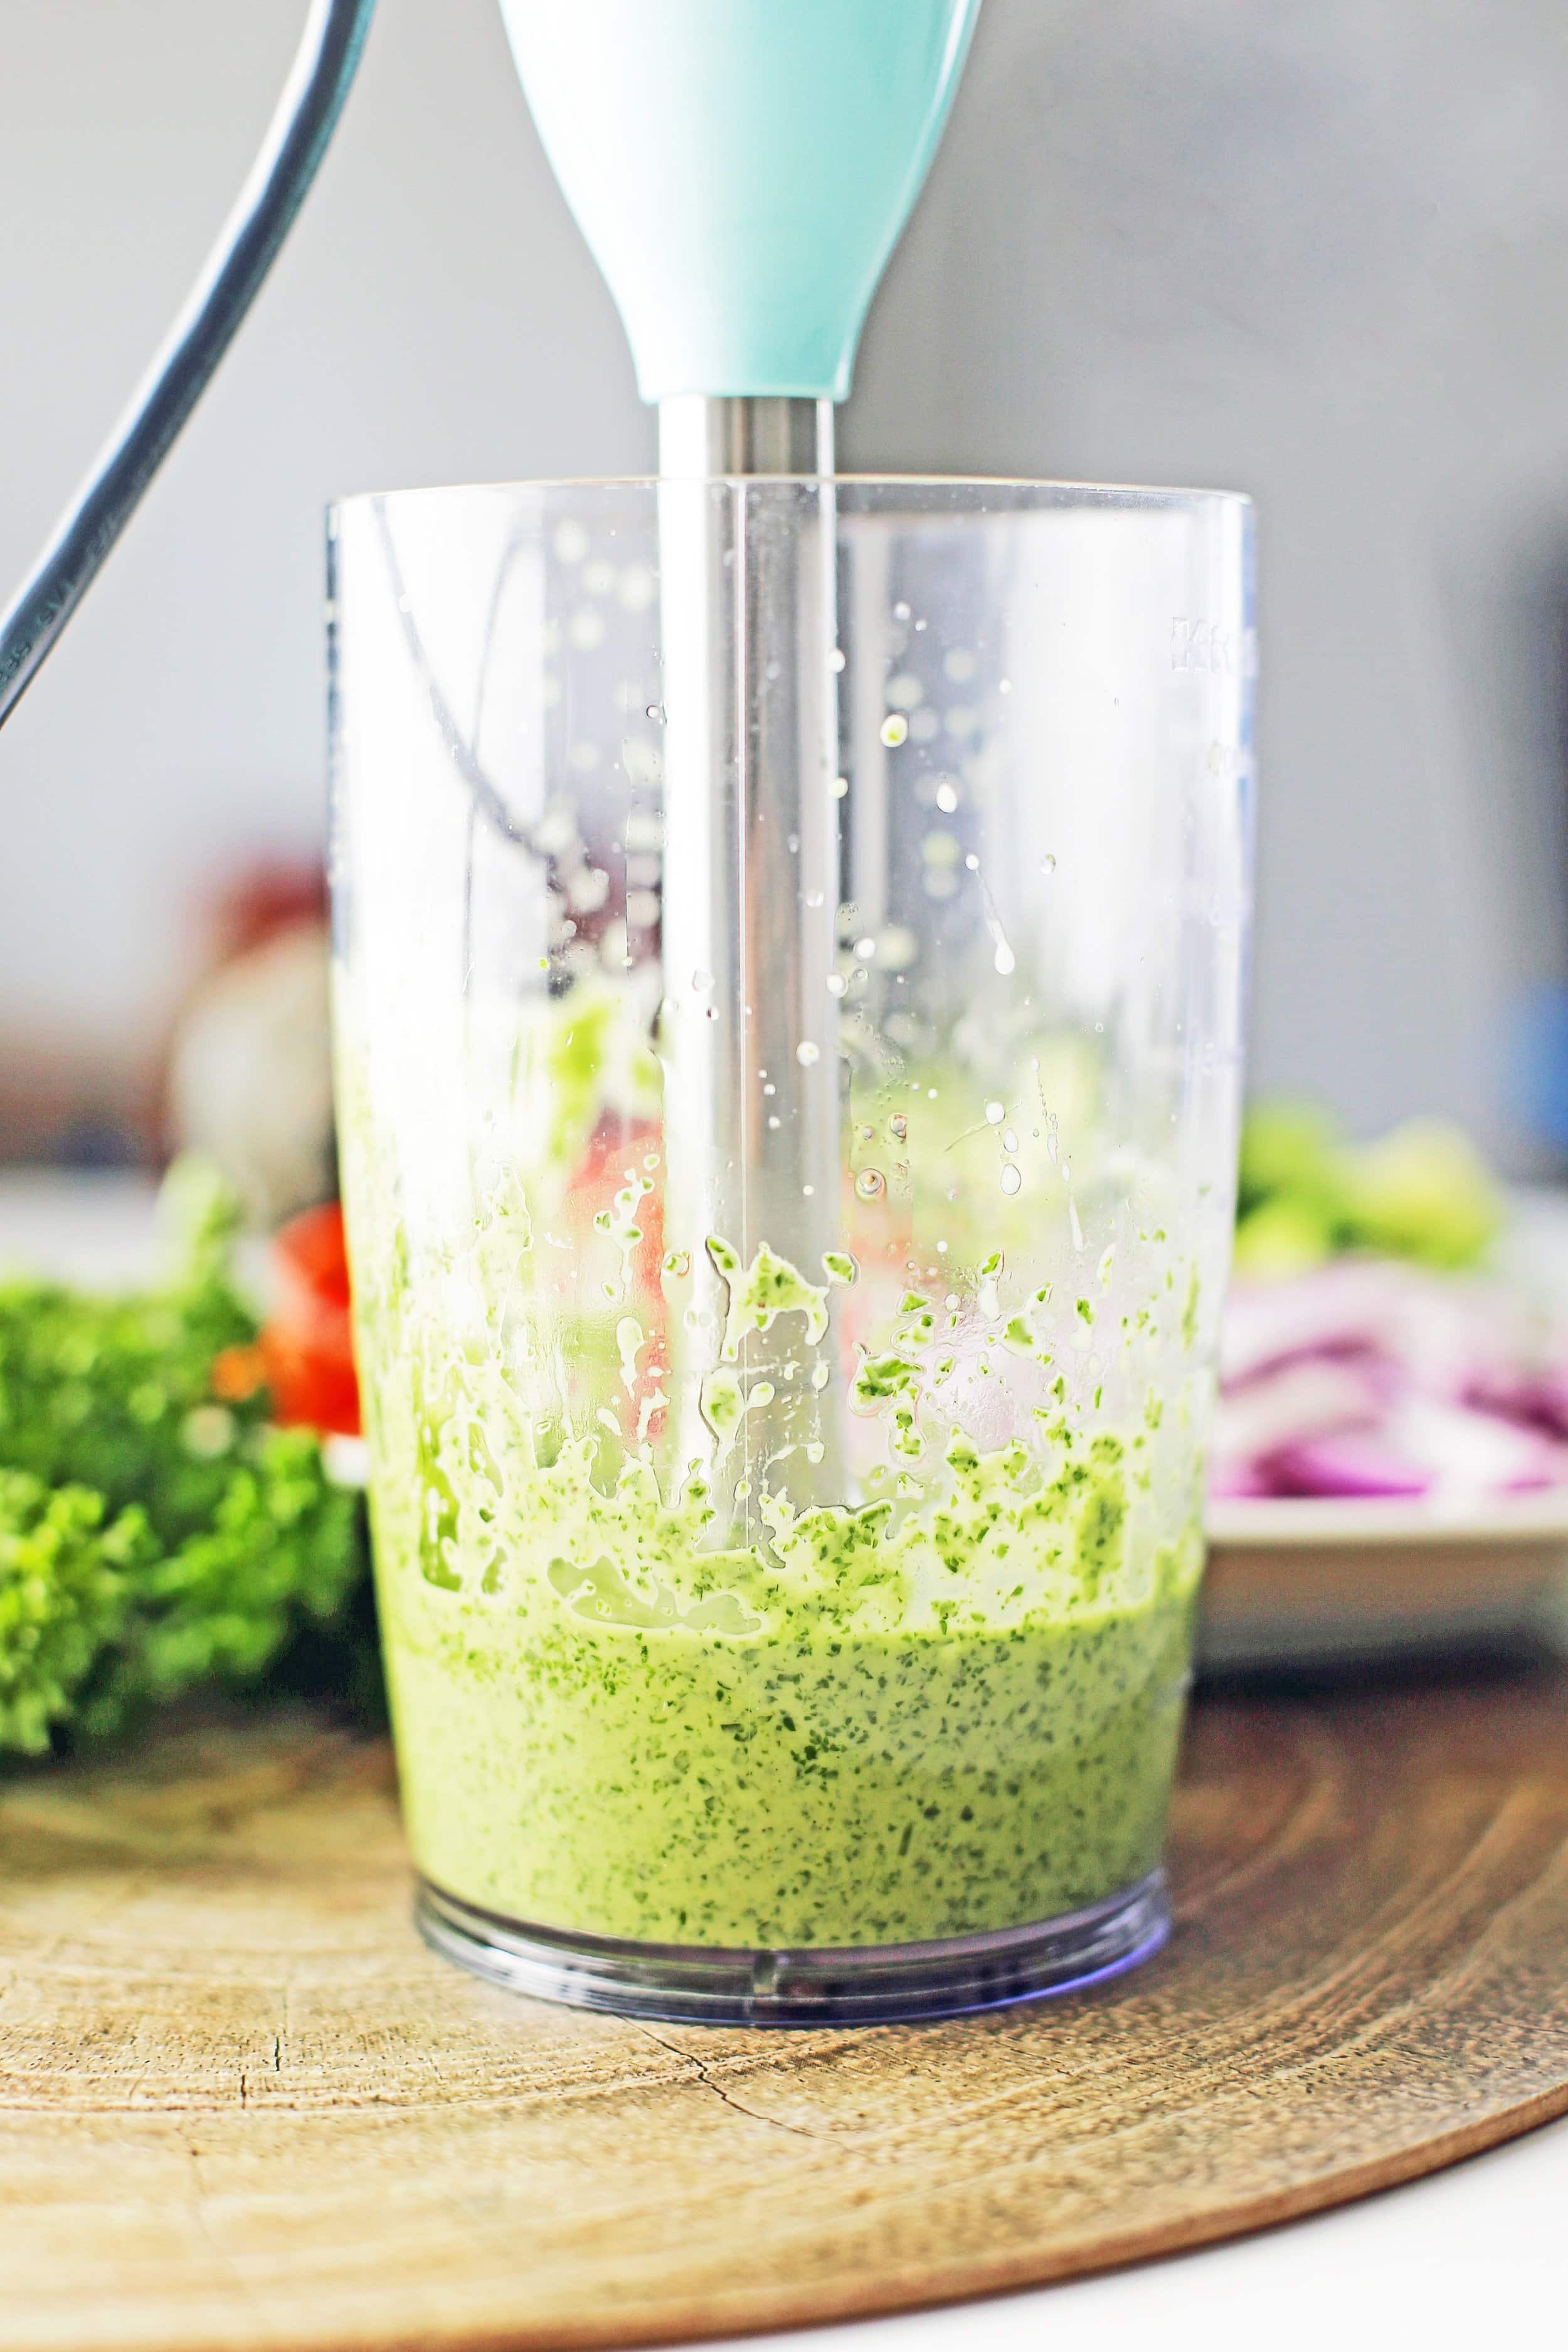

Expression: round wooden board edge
xmin=13 ymin=1689 xmax=1568 ymax=2352
xmin=125 ymin=2069 xmax=1568 ymax=2352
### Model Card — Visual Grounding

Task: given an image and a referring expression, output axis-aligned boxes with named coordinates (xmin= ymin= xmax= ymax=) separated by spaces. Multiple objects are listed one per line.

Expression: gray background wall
xmin=3 ymin=0 xmax=1567 ymax=1159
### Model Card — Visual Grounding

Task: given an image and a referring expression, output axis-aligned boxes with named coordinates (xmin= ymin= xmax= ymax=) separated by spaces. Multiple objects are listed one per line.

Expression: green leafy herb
xmin=0 ymin=1475 xmax=151 ymax=1754
xmin=1234 ymin=1103 xmax=1502 ymax=1278
xmin=0 ymin=1163 xmax=371 ymax=1757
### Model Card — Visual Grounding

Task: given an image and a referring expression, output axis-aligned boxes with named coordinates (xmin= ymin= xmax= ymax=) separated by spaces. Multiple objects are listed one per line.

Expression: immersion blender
xmin=0 ymin=0 xmax=980 ymax=1533
xmin=502 ymin=0 xmax=982 ymax=1523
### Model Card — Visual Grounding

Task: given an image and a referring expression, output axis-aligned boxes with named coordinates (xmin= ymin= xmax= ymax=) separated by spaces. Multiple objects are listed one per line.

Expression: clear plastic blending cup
xmin=329 ymin=477 xmax=1254 ymax=2025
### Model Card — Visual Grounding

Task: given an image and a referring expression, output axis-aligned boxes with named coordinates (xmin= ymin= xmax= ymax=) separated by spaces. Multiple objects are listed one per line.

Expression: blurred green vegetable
xmin=0 ymin=1475 xmax=151 ymax=1754
xmin=1234 ymin=1101 xmax=1502 ymax=1276
xmin=0 ymin=1162 xmax=371 ymax=1757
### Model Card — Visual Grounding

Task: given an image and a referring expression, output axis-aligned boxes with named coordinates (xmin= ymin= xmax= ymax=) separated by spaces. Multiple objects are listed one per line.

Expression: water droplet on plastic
xmin=935 ymin=781 xmax=959 ymax=813
xmin=692 ymin=968 xmax=714 ymax=993
xmin=829 ymin=648 xmax=847 ymax=673
xmin=663 ymin=1249 xmax=691 ymax=1278
xmin=855 ymin=1169 xmax=887 ymax=1202
xmin=1002 ymin=1127 xmax=1019 ymax=1152
xmin=796 ymin=1040 xmax=820 ymax=1066
xmin=645 ymin=702 xmax=666 ymax=723
xmin=1041 ymin=852 xmax=1057 ymax=874
xmin=889 ymin=1114 xmax=908 ymax=1142
xmin=1000 ymin=1165 xmax=1022 ymax=1195
xmin=805 ymin=889 xmax=824 ymax=908
xmin=826 ymin=973 xmax=848 ymax=997
xmin=834 ymin=775 xmax=850 ymax=798
xmin=985 ymin=1101 xmax=1005 ymax=1125
xmin=880 ymin=714 xmax=909 ymax=749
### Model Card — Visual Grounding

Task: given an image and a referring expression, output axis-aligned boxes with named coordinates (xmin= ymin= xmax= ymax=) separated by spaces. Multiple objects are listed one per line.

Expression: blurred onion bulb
xmin=166 ymin=919 xmax=335 ymax=1227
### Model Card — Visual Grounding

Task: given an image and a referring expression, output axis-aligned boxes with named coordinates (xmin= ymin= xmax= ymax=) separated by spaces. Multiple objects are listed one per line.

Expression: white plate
xmin=1200 ymin=1488 xmax=1568 ymax=1671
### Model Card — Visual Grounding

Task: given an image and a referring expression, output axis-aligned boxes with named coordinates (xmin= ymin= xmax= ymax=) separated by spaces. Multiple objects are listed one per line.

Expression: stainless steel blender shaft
xmin=658 ymin=396 xmax=834 ymax=480
xmin=656 ymin=398 xmax=844 ymax=1526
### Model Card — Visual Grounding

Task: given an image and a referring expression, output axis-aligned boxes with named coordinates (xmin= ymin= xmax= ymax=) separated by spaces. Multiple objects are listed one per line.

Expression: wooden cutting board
xmin=4 ymin=1666 xmax=1568 ymax=2352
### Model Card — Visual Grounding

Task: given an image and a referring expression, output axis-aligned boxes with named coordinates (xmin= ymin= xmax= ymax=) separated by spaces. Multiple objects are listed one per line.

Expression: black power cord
xmin=0 ymin=0 xmax=378 ymax=731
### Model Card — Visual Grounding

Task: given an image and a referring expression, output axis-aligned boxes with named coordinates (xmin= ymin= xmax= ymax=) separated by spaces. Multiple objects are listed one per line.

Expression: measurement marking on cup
xmin=1170 ymin=618 xmax=1258 ymax=678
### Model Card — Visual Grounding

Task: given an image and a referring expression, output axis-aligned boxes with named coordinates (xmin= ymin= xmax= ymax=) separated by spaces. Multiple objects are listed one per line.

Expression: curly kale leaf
xmin=0 ymin=1162 xmax=373 ymax=1756
xmin=77 ymin=1426 xmax=368 ymax=1740
xmin=0 ymin=1272 xmax=258 ymax=1545
xmin=0 ymin=1473 xmax=155 ymax=1754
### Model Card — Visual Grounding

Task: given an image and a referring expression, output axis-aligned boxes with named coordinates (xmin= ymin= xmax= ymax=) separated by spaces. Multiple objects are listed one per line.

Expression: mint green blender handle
xmin=500 ymin=0 xmax=982 ymax=403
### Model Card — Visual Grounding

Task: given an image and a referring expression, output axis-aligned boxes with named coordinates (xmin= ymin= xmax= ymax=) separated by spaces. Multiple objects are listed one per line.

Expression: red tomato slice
xmin=260 ymin=1323 xmax=363 ymax=1436
xmin=262 ymin=1200 xmax=362 ymax=1434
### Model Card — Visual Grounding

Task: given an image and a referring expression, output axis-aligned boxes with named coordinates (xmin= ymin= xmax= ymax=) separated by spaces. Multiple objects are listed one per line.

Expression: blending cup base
xmin=415 ymin=1870 xmax=1170 ymax=2026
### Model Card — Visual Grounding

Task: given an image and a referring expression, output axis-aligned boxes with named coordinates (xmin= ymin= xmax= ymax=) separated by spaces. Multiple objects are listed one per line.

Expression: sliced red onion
xmin=1214 ymin=1253 xmax=1568 ymax=1505
xmin=1210 ymin=1357 xmax=1382 ymax=1476
xmin=1264 ymin=1429 xmax=1434 ymax=1499
xmin=1220 ymin=1259 xmax=1411 ymax=1386
xmin=1207 ymin=1458 xmax=1276 ymax=1500
xmin=1382 ymin=1399 xmax=1568 ymax=1496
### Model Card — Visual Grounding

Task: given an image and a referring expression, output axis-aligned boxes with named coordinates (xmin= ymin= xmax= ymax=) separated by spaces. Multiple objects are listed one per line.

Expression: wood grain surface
xmin=4 ymin=1668 xmax=1568 ymax=2352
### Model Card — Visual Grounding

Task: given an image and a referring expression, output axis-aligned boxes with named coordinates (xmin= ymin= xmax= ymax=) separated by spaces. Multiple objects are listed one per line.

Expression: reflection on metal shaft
xmin=658 ymin=395 xmax=834 ymax=480
xmin=657 ymin=399 xmax=844 ymax=1532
